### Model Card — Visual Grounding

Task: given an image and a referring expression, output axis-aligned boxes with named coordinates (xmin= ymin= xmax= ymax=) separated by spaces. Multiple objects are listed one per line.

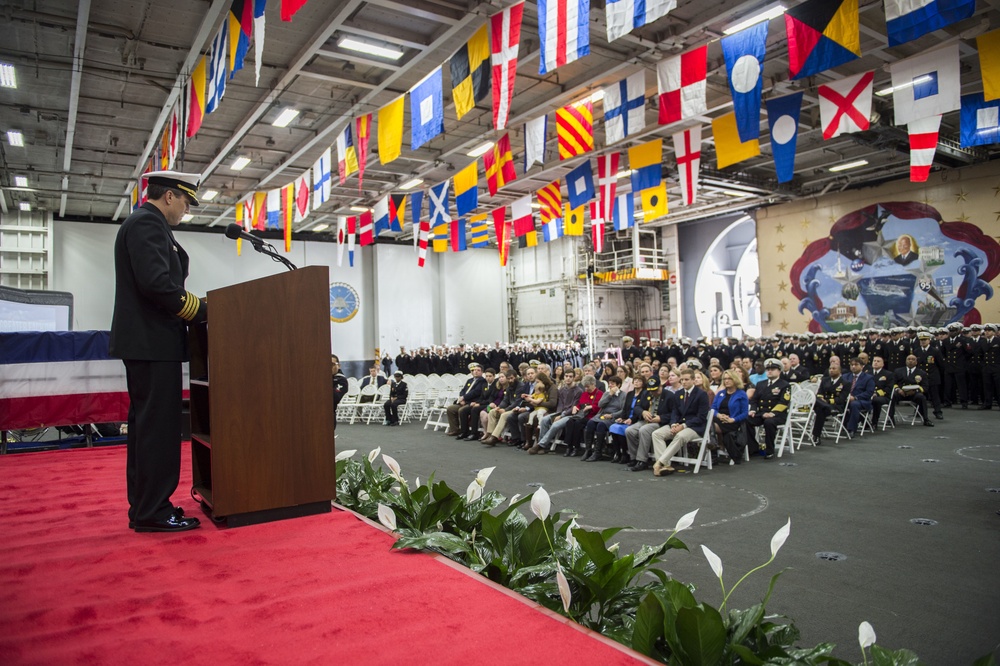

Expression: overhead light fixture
xmin=201 ymin=189 xmax=219 ymax=201
xmin=875 ymin=75 xmax=933 ymax=97
xmin=590 ymin=89 xmax=605 ymax=103
xmin=614 ymin=169 xmax=634 ymax=179
xmin=7 ymin=130 xmax=24 ymax=147
xmin=19 ymin=202 xmax=31 ymax=211
xmin=181 ymin=214 xmax=193 ymax=222
xmin=230 ymin=156 xmax=251 ymax=171
xmin=723 ymin=3 xmax=785 ymax=35
xmin=467 ymin=141 xmax=494 ymax=157
xmin=0 ymin=63 xmax=16 ymax=89
xmin=312 ymin=223 xmax=330 ymax=232
xmin=829 ymin=159 xmax=869 ymax=172
xmin=720 ymin=189 xmax=752 ymax=197
xmin=400 ymin=178 xmax=424 ymax=190
xmin=14 ymin=176 xmax=28 ymax=187
xmin=272 ymin=107 xmax=300 ymax=127
xmin=531 ymin=202 xmax=541 ymax=209
xmin=349 ymin=205 xmax=369 ymax=212
xmin=337 ymin=37 xmax=404 ymax=61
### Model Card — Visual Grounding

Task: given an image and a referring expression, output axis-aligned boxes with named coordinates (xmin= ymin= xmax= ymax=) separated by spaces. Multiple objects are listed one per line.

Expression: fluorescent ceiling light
xmin=337 ymin=37 xmax=404 ymax=61
xmin=400 ymin=178 xmax=424 ymax=190
xmin=590 ymin=89 xmax=604 ymax=103
xmin=349 ymin=206 xmax=369 ymax=212
xmin=272 ymin=108 xmax=300 ymax=127
xmin=201 ymin=189 xmax=219 ymax=201
xmin=875 ymin=75 xmax=932 ymax=97
xmin=14 ymin=176 xmax=28 ymax=187
xmin=723 ymin=4 xmax=785 ymax=35
xmin=829 ymin=159 xmax=869 ymax=173
xmin=312 ymin=223 xmax=330 ymax=232
xmin=531 ymin=202 xmax=541 ymax=209
xmin=7 ymin=130 xmax=24 ymax=147
xmin=720 ymin=188 xmax=752 ymax=197
xmin=19 ymin=202 xmax=31 ymax=211
xmin=181 ymin=214 xmax=193 ymax=222
xmin=467 ymin=141 xmax=494 ymax=157
xmin=615 ymin=169 xmax=634 ymax=179
xmin=0 ymin=63 xmax=16 ymax=88
xmin=230 ymin=156 xmax=251 ymax=171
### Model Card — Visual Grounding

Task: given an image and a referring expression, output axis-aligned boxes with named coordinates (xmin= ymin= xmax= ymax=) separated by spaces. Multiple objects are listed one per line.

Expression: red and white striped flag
xmin=589 ymin=202 xmax=605 ymax=253
xmin=672 ymin=125 xmax=701 ymax=205
xmin=347 ymin=216 xmax=357 ymax=267
xmin=336 ymin=216 xmax=347 ymax=266
xmin=908 ymin=115 xmax=941 ymax=182
xmin=417 ymin=219 xmax=430 ymax=267
xmin=490 ymin=2 xmax=524 ymax=131
xmin=359 ymin=210 xmax=374 ymax=246
xmin=596 ymin=152 xmax=618 ymax=222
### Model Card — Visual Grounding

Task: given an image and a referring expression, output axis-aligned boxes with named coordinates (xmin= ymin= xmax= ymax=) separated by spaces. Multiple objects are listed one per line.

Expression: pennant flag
xmin=409 ymin=190 xmax=424 ymax=249
xmin=613 ymin=192 xmax=634 ymax=231
xmin=595 ymin=153 xmax=618 ymax=222
xmin=228 ymin=0 xmax=253 ymax=78
xmin=186 ymin=56 xmax=207 ymax=138
xmin=885 ymin=0 xmax=975 ymax=47
xmin=537 ymin=180 xmax=562 ymax=226
xmin=556 ymin=99 xmax=594 ymax=160
xmin=672 ymin=126 xmax=702 ymax=205
xmin=355 ymin=114 xmax=372 ymax=191
xmin=455 ymin=161 xmax=479 ymax=217
xmin=159 ymin=123 xmax=170 ymax=170
xmin=234 ymin=196 xmax=246 ymax=254
xmin=908 ymin=115 xmax=941 ymax=182
xmin=589 ymin=202 xmax=605 ymax=252
xmin=538 ymin=0 xmax=590 ymax=75
xmin=336 ymin=216 xmax=347 ymax=266
xmin=492 ymin=206 xmax=512 ymax=266
xmin=713 ymin=112 xmax=760 ymax=169
xmin=960 ymin=92 xmax=1000 ymax=148
xmin=603 ymin=72 xmax=646 ymax=144
xmin=281 ymin=182 xmax=294 ymax=252
xmin=628 ymin=138 xmax=662 ymax=193
xmin=411 ymin=67 xmax=444 ymax=150
xmin=606 ymin=0 xmax=676 ymax=42
xmin=889 ymin=43 xmax=961 ymax=126
xmin=640 ymin=182 xmax=667 ymax=222
xmin=359 ymin=210 xmax=374 ymax=246
xmin=432 ymin=224 xmax=449 ymax=253
xmin=469 ymin=214 xmax=490 ymax=247
xmin=312 ymin=147 xmax=332 ymax=210
xmin=347 ymin=215 xmax=357 ymax=266
xmin=294 ymin=172 xmax=310 ymax=223
xmin=978 ymin=28 xmax=1000 ymax=102
xmin=565 ymin=160 xmax=595 ymax=210
xmin=451 ymin=25 xmax=491 ymax=120
xmin=656 ymin=45 xmax=707 ymax=126
xmin=266 ymin=189 xmax=281 ymax=230
xmin=451 ymin=220 xmax=468 ymax=252
xmin=491 ymin=2 xmax=524 ymax=131
xmin=252 ymin=191 xmax=267 ymax=231
xmin=484 ymin=133 xmax=516 ymax=196
xmin=430 ymin=181 xmax=451 ymax=233
xmin=784 ymin=0 xmax=860 ymax=80
xmin=722 ymin=21 xmax=767 ymax=142
xmin=524 ymin=115 xmax=547 ymax=171
xmin=281 ymin=0 xmax=308 ymax=21
xmin=765 ymin=93 xmax=802 ymax=184
xmin=166 ymin=104 xmax=181 ymax=168
xmin=130 ymin=183 xmax=139 ymax=212
xmin=253 ymin=0 xmax=266 ymax=86
xmin=818 ymin=70 xmax=873 ymax=139
xmin=390 ymin=194 xmax=406 ymax=233
xmin=542 ymin=216 xmax=563 ymax=242
xmin=519 ymin=231 xmax=538 ymax=248
xmin=374 ymin=196 xmax=391 ymax=236
xmin=511 ymin=196 xmax=534 ymax=236
xmin=206 ymin=23 xmax=228 ymax=115
xmin=378 ymin=96 xmax=405 ymax=165
xmin=417 ymin=219 xmax=431 ymax=267
xmin=337 ymin=124 xmax=359 ymax=184
xmin=564 ymin=204 xmax=584 ymax=236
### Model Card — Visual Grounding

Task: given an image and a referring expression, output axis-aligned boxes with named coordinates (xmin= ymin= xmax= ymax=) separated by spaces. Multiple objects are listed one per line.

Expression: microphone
xmin=225 ymin=223 xmax=263 ymax=246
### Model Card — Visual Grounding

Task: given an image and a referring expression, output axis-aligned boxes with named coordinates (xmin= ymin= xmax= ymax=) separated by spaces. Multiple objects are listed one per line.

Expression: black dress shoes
xmin=923 ymin=420 xmax=934 ymax=427
xmin=129 ymin=506 xmax=185 ymax=530
xmin=133 ymin=513 xmax=201 ymax=533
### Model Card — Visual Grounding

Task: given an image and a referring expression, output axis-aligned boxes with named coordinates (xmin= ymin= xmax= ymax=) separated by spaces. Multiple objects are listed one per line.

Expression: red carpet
xmin=0 ymin=445 xmax=650 ymax=665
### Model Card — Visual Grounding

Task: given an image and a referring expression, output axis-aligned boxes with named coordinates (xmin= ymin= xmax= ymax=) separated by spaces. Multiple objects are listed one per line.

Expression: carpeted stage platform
xmin=0 ymin=445 xmax=651 ymax=665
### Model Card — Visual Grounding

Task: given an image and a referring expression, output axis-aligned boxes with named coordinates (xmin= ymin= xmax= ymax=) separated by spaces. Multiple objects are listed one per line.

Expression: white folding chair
xmin=364 ymin=384 xmax=391 ymax=424
xmin=821 ymin=405 xmax=853 ymax=443
xmin=336 ymin=387 xmax=361 ymax=424
xmin=352 ymin=384 xmax=378 ymax=424
xmin=423 ymin=390 xmax=455 ymax=431
xmin=670 ymin=409 xmax=716 ymax=474
xmin=786 ymin=390 xmax=817 ymax=450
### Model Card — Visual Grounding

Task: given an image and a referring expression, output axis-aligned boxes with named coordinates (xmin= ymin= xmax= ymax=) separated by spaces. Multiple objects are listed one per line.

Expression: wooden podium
xmin=188 ymin=266 xmax=336 ymax=527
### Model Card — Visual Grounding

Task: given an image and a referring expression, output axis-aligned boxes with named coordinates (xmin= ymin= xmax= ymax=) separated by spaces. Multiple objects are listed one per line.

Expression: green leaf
xmin=729 ymin=603 xmax=765 ymax=646
xmin=574 ymin=528 xmax=616 ymax=568
xmin=480 ymin=511 xmax=507 ymax=552
xmin=675 ymin=604 xmax=726 ymax=666
xmin=973 ymin=654 xmax=998 ymax=666
xmin=392 ymin=531 xmax=471 ymax=555
xmin=730 ymin=644 xmax=765 ymax=665
xmin=631 ymin=592 xmax=665 ymax=656
xmin=518 ymin=518 xmax=551 ymax=566
xmin=871 ymin=645 xmax=924 ymax=666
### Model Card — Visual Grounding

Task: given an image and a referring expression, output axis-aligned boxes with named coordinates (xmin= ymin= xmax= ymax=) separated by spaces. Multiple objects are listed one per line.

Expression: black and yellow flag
xmin=449 ymin=25 xmax=491 ymax=120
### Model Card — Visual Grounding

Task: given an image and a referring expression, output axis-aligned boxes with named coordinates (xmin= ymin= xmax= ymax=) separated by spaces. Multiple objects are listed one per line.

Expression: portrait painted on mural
xmin=791 ymin=202 xmax=1000 ymax=332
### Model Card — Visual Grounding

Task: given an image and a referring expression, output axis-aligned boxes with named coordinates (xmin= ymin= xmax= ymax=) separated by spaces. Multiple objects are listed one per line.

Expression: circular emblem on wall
xmin=329 ymin=282 xmax=359 ymax=323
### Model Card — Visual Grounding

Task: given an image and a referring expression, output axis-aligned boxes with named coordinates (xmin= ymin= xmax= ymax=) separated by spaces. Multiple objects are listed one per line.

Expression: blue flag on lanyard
xmin=410 ymin=67 xmax=445 ymax=150
xmin=565 ymin=159 xmax=595 ymax=210
xmin=765 ymin=92 xmax=803 ymax=184
xmin=721 ymin=20 xmax=768 ymax=142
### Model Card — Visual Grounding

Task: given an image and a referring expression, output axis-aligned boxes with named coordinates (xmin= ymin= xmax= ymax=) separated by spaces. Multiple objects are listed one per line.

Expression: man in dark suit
xmin=811 ymin=358 xmax=849 ymax=444
xmin=748 ymin=358 xmax=791 ymax=459
xmin=110 ymin=171 xmax=206 ymax=533
xmin=446 ymin=363 xmax=486 ymax=436
xmin=359 ymin=365 xmax=387 ymax=403
xmin=869 ymin=355 xmax=895 ymax=427
xmin=894 ymin=235 xmax=918 ymax=266
xmin=844 ymin=357 xmax=875 ymax=436
xmin=889 ymin=354 xmax=934 ymax=427
xmin=648 ymin=368 xmax=710 ymax=474
xmin=382 ymin=371 xmax=408 ymax=426
xmin=784 ymin=353 xmax=810 ymax=383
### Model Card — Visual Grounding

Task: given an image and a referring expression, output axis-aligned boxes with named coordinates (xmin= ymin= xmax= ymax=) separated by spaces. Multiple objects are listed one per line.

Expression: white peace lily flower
xmin=673 ymin=508 xmax=699 ymax=533
xmin=382 ymin=454 xmax=402 ymax=480
xmin=377 ymin=503 xmax=396 ymax=531
xmin=509 ymin=493 xmax=522 ymax=506
xmin=466 ymin=479 xmax=483 ymax=502
xmin=565 ymin=519 xmax=579 ymax=549
xmin=415 ymin=477 xmax=420 ymax=487
xmin=858 ymin=621 xmax=876 ymax=649
xmin=367 ymin=447 xmax=381 ymax=464
xmin=556 ymin=564 xmax=572 ymax=613
xmin=475 ymin=466 xmax=496 ymax=487
xmin=358 ymin=490 xmax=370 ymax=501
xmin=702 ymin=544 xmax=724 ymax=579
xmin=530 ymin=486 xmax=550 ymax=520
xmin=770 ymin=518 xmax=791 ymax=558
xmin=334 ymin=449 xmax=357 ymax=461
xmin=608 ymin=542 xmax=620 ymax=554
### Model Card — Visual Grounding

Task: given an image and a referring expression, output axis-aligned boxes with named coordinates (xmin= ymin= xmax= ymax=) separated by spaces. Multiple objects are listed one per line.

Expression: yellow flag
xmin=563 ymin=203 xmax=584 ymax=236
xmin=713 ymin=112 xmax=760 ymax=169
xmin=640 ymin=182 xmax=667 ymax=222
xmin=432 ymin=223 xmax=448 ymax=252
xmin=378 ymin=96 xmax=405 ymax=165
xmin=235 ymin=197 xmax=244 ymax=256
xmin=978 ymin=27 xmax=1000 ymax=102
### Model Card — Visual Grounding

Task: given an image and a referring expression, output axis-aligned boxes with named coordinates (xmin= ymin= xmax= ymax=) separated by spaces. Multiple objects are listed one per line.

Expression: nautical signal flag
xmin=603 ymin=71 xmax=646 ymax=144
xmin=294 ymin=172 xmax=310 ymax=224
xmin=524 ymin=115 xmax=547 ymax=170
xmin=432 ymin=224 xmax=449 ymax=252
xmin=266 ymin=189 xmax=281 ymax=230
xmin=595 ymin=152 xmax=618 ymax=222
xmin=336 ymin=216 xmax=347 ymax=267
xmin=490 ymin=2 xmax=523 ymax=131
xmin=206 ymin=23 xmax=228 ymax=115
xmin=519 ymin=230 xmax=538 ymax=248
xmin=390 ymin=194 xmax=406 ymax=233
xmin=356 ymin=113 xmax=372 ymax=191
xmin=784 ymin=0 xmax=860 ymax=81
xmin=484 ymin=133 xmax=516 ymax=196
xmin=409 ymin=190 xmax=424 ymax=249
xmin=908 ymin=115 xmax=941 ymax=182
xmin=337 ymin=124 xmax=359 ymax=184
xmin=252 ymin=191 xmax=267 ymax=231
xmin=537 ymin=180 xmax=562 ymax=225
xmin=628 ymin=138 xmax=662 ymax=193
xmin=565 ymin=160 xmax=595 ymax=211
xmin=451 ymin=25 xmax=491 ymax=120
xmin=228 ymin=0 xmax=253 ymax=77
xmin=978 ymin=28 xmax=1000 ymax=102
xmin=885 ymin=0 xmax=975 ymax=47
xmin=713 ymin=111 xmax=760 ymax=169
xmin=252 ymin=0 xmax=266 ymax=85
xmin=281 ymin=0 xmax=308 ymax=21
xmin=538 ymin=0 xmax=590 ymax=75
xmin=613 ymin=192 xmax=634 ymax=231
xmin=672 ymin=126 xmax=701 ymax=205
xmin=347 ymin=215 xmax=357 ymax=266
xmin=186 ymin=56 xmax=207 ymax=138
xmin=417 ymin=219 xmax=431 ymax=266
xmin=451 ymin=220 xmax=468 ymax=252
xmin=430 ymin=180 xmax=451 ymax=228
xmin=889 ymin=43 xmax=960 ymax=127
xmin=542 ymin=215 xmax=564 ymax=242
xmin=656 ymin=45 xmax=707 ymax=125
xmin=721 ymin=20 xmax=767 ymax=142
xmin=640 ymin=183 xmax=667 ymax=222
xmin=511 ymin=195 xmax=534 ymax=237
xmin=557 ymin=100 xmax=594 ymax=160
xmin=959 ymin=93 xmax=1000 ymax=148
xmin=455 ymin=161 xmax=479 ymax=217
xmin=818 ymin=70 xmax=873 ymax=139
xmin=470 ymin=214 xmax=490 ymax=247
xmin=589 ymin=202 xmax=605 ymax=252
xmin=564 ymin=204 xmax=584 ymax=236
xmin=492 ymin=206 xmax=512 ymax=266
xmin=359 ymin=210 xmax=374 ymax=246
xmin=312 ymin=147 xmax=332 ymax=210
xmin=765 ymin=93 xmax=803 ymax=184
xmin=411 ymin=67 xmax=444 ymax=150
xmin=606 ymin=0 xmax=676 ymax=42
xmin=378 ymin=95 xmax=405 ymax=165
xmin=281 ymin=183 xmax=295 ymax=252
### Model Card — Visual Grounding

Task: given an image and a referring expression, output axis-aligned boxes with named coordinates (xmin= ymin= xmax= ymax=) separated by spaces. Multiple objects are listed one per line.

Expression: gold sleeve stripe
xmin=772 ymin=404 xmax=788 ymax=412
xmin=177 ymin=291 xmax=201 ymax=321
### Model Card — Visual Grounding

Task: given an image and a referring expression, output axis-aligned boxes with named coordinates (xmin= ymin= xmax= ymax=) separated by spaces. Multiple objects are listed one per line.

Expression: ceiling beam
xmin=59 ymin=0 xmax=91 ymax=218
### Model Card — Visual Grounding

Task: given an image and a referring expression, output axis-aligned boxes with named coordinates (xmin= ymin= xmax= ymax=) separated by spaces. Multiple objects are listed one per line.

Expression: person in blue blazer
xmin=844 ymin=357 xmax=875 ymax=436
xmin=711 ymin=369 xmax=749 ymax=463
